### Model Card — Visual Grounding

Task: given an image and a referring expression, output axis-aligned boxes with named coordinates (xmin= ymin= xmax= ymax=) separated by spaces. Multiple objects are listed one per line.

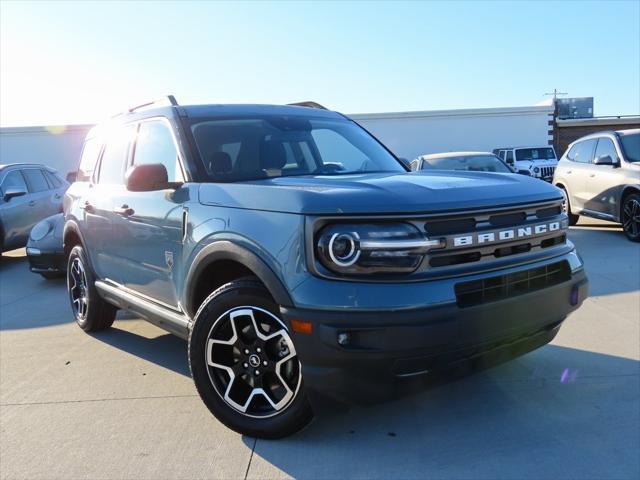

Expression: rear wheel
xmin=67 ymin=245 xmax=117 ymax=331
xmin=621 ymin=193 xmax=640 ymax=242
xmin=559 ymin=186 xmax=579 ymax=226
xmin=189 ymin=279 xmax=312 ymax=438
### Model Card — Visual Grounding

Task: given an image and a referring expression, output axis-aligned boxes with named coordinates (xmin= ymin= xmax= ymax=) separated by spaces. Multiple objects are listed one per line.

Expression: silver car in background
xmin=553 ymin=129 xmax=640 ymax=242
xmin=0 ymin=163 xmax=69 ymax=252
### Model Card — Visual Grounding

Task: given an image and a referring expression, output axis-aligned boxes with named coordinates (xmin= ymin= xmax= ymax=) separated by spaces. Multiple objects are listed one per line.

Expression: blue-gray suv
xmin=64 ymin=96 xmax=588 ymax=438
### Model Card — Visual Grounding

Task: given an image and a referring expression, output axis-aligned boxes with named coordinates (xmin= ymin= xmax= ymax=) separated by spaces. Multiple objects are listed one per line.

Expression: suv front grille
xmin=454 ymin=260 xmax=570 ymax=307
xmin=539 ymin=166 xmax=555 ymax=179
xmin=424 ymin=200 xmax=567 ymax=269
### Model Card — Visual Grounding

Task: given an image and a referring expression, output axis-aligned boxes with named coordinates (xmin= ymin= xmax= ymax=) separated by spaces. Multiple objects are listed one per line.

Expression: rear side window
xmin=78 ymin=137 xmax=103 ymax=181
xmin=44 ymin=170 xmax=63 ymax=188
xmin=0 ymin=170 xmax=28 ymax=195
xmin=566 ymin=139 xmax=597 ymax=163
xmin=23 ymin=169 xmax=50 ymax=192
xmin=132 ymin=120 xmax=184 ymax=182
xmin=98 ymin=125 xmax=134 ymax=185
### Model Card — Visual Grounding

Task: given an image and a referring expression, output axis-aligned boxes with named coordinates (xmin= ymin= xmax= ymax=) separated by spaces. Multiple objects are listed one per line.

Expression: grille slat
xmin=454 ymin=261 xmax=570 ymax=307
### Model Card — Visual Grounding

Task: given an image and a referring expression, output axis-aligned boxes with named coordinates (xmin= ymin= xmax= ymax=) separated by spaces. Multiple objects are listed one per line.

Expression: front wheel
xmin=188 ymin=279 xmax=312 ymax=438
xmin=621 ymin=193 xmax=640 ymax=242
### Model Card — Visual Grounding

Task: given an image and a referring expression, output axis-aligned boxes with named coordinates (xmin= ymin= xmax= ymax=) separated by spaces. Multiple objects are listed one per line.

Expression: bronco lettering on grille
xmin=452 ymin=221 xmax=562 ymax=248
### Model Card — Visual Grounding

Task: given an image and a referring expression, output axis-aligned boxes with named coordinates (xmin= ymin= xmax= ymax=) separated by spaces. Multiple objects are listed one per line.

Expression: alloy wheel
xmin=205 ymin=306 xmax=301 ymax=418
xmin=622 ymin=197 xmax=640 ymax=238
xmin=68 ymin=257 xmax=89 ymax=320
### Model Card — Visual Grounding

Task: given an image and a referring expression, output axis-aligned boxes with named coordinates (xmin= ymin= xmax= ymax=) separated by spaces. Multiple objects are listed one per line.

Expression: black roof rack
xmin=128 ymin=95 xmax=178 ymax=113
xmin=287 ymin=101 xmax=328 ymax=110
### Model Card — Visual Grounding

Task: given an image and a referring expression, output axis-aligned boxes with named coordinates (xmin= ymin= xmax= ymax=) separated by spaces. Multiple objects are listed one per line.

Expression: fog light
xmin=337 ymin=332 xmax=351 ymax=346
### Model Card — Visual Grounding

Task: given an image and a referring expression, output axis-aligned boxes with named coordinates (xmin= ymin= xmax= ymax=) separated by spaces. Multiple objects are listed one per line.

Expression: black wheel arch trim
xmin=183 ymin=241 xmax=294 ymax=318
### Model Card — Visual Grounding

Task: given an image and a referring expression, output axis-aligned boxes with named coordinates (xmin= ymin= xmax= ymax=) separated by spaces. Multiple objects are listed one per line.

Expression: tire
xmin=559 ymin=186 xmax=579 ymax=226
xmin=67 ymin=245 xmax=117 ymax=331
xmin=189 ymin=278 xmax=313 ymax=438
xmin=41 ymin=271 xmax=65 ymax=280
xmin=621 ymin=193 xmax=640 ymax=242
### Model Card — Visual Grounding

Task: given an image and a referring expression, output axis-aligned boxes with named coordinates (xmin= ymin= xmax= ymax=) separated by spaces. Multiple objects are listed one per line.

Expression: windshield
xmin=422 ymin=155 xmax=513 ymax=173
xmin=619 ymin=133 xmax=640 ymax=162
xmin=515 ymin=148 xmax=556 ymax=161
xmin=190 ymin=115 xmax=405 ymax=181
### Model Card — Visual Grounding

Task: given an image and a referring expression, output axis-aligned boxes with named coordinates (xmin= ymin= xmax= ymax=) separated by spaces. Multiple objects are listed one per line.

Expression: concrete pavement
xmin=1 ymin=219 xmax=638 ymax=479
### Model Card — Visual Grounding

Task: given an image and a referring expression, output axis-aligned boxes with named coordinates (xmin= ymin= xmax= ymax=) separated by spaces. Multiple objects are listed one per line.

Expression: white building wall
xmin=0 ymin=105 xmax=554 ymax=173
xmin=350 ymin=105 xmax=555 ymax=160
xmin=0 ymin=125 xmax=92 ymax=175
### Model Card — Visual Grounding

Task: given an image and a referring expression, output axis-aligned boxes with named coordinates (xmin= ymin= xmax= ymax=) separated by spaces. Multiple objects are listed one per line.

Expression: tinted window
xmin=0 ymin=170 xmax=28 ymax=195
xmin=505 ymin=150 xmax=514 ymax=162
xmin=594 ymin=138 xmax=619 ymax=163
xmin=515 ymin=148 xmax=556 ymax=161
xmin=423 ymin=155 xmax=512 ymax=173
xmin=567 ymin=139 xmax=597 ymax=163
xmin=98 ymin=125 xmax=134 ymax=184
xmin=44 ymin=170 xmax=63 ymax=188
xmin=190 ymin=115 xmax=404 ymax=182
xmin=78 ymin=137 xmax=103 ymax=181
xmin=133 ymin=121 xmax=183 ymax=182
xmin=23 ymin=169 xmax=50 ymax=192
xmin=619 ymin=133 xmax=640 ymax=162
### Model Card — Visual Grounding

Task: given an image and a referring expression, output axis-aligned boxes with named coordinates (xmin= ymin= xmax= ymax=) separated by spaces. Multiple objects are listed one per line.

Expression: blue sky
xmin=1 ymin=0 xmax=638 ymax=126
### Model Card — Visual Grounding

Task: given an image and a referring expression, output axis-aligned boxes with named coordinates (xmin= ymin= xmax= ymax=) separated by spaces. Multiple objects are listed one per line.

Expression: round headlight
xmin=533 ymin=167 xmax=540 ymax=173
xmin=30 ymin=221 xmax=52 ymax=241
xmin=328 ymin=232 xmax=361 ymax=267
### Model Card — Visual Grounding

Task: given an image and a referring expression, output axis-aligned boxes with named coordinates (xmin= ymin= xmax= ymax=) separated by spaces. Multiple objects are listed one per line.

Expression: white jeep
xmin=493 ymin=146 xmax=558 ymax=182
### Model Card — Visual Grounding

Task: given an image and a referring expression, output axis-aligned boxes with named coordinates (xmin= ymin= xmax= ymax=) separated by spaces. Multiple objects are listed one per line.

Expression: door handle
xmin=589 ymin=173 xmax=596 ymax=178
xmin=566 ymin=170 xmax=572 ymax=174
xmin=28 ymin=200 xmax=36 ymax=207
xmin=80 ymin=201 xmax=94 ymax=213
xmin=113 ymin=205 xmax=135 ymax=217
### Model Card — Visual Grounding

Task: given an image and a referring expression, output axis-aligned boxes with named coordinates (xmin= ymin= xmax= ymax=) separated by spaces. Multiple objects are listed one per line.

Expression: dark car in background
xmin=27 ymin=213 xmax=65 ymax=278
xmin=410 ymin=151 xmax=531 ymax=176
xmin=0 ymin=163 xmax=68 ymax=252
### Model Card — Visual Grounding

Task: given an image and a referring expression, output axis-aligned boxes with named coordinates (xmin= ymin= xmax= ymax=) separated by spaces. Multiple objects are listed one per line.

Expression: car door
xmin=111 ymin=118 xmax=187 ymax=309
xmin=585 ymin=137 xmax=624 ymax=217
xmin=21 ymin=168 xmax=53 ymax=229
xmin=562 ymin=139 xmax=597 ymax=211
xmin=43 ymin=169 xmax=67 ymax=215
xmin=0 ymin=169 xmax=32 ymax=250
xmin=84 ymin=124 xmax=136 ymax=283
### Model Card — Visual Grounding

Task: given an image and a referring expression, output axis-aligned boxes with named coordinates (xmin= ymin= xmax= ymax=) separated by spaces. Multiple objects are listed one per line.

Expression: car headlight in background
xmin=316 ymin=223 xmax=444 ymax=275
xmin=533 ymin=167 xmax=540 ymax=173
xmin=30 ymin=220 xmax=52 ymax=241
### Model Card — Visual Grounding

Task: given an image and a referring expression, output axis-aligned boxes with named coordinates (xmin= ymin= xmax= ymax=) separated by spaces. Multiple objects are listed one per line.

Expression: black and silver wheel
xmin=621 ymin=193 xmax=640 ymax=242
xmin=67 ymin=245 xmax=117 ymax=331
xmin=189 ymin=279 xmax=312 ymax=438
xmin=559 ymin=186 xmax=579 ymax=226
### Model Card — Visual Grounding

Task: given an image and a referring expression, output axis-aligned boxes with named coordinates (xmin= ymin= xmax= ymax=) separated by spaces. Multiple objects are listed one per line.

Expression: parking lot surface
xmin=1 ymin=219 xmax=638 ymax=480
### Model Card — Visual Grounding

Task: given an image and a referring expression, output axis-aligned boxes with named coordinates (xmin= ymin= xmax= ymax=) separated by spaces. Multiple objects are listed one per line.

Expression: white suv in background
xmin=493 ymin=146 xmax=558 ymax=182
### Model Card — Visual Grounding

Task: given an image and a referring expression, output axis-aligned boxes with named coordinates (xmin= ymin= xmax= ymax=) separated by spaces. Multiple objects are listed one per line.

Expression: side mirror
xmin=3 ymin=187 xmax=27 ymax=202
xmin=125 ymin=163 xmax=180 ymax=192
xmin=594 ymin=155 xmax=616 ymax=166
xmin=66 ymin=171 xmax=78 ymax=183
xmin=518 ymin=169 xmax=532 ymax=176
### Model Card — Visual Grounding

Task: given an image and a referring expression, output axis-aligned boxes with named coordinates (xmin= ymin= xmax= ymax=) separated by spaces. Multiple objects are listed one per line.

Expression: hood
xmin=198 ymin=171 xmax=563 ymax=215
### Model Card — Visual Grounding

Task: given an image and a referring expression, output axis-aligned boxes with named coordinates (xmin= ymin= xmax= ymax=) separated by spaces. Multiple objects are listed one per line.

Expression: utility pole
xmin=544 ymin=89 xmax=568 ymax=102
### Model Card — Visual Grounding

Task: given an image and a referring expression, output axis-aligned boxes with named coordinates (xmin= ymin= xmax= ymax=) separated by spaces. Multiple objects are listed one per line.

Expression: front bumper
xmin=26 ymin=247 xmax=65 ymax=274
xmin=282 ymin=254 xmax=588 ymax=405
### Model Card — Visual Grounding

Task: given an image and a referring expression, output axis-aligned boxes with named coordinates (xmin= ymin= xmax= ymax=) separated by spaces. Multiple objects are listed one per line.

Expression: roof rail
xmin=128 ymin=95 xmax=179 ymax=113
xmin=288 ymin=101 xmax=328 ymax=110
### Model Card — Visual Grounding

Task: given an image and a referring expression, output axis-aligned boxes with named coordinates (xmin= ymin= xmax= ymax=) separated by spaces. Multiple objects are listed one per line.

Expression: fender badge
xmin=165 ymin=251 xmax=174 ymax=269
